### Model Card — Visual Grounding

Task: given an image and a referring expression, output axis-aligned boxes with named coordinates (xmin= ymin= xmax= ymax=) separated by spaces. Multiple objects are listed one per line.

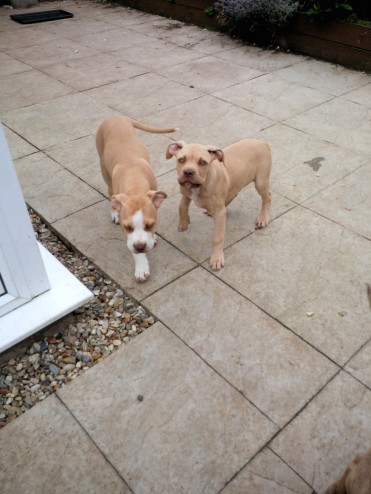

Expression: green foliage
xmin=204 ymin=6 xmax=216 ymax=16
xmin=301 ymin=1 xmax=353 ymax=21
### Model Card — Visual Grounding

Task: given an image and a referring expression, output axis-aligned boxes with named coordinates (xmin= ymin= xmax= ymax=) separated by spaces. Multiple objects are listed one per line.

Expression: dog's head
xmin=111 ymin=191 xmax=167 ymax=254
xmin=166 ymin=141 xmax=224 ymax=190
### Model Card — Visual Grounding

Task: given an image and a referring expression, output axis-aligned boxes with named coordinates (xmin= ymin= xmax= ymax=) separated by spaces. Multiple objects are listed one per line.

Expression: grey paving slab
xmin=271 ymin=371 xmax=371 ymax=494
xmin=14 ymin=152 xmax=103 ymax=223
xmin=0 ymin=52 xmax=32 ymax=78
xmin=58 ymin=323 xmax=277 ymax=494
xmin=214 ymin=73 xmax=333 ymax=122
xmin=0 ymin=395 xmax=130 ymax=494
xmin=129 ymin=20 xmax=240 ymax=55
xmin=4 ymin=37 xmax=100 ymax=69
xmin=143 ymin=96 xmax=274 ymax=146
xmin=3 ymin=126 xmax=37 ymax=160
xmin=214 ymin=44 xmax=307 ymax=72
xmin=345 ymin=82 xmax=371 ymax=108
xmin=41 ymin=52 xmax=147 ymax=91
xmin=345 ymin=340 xmax=371 ymax=388
xmin=156 ymin=54 xmax=263 ymax=94
xmin=70 ymin=26 xmax=151 ymax=53
xmin=210 ymin=206 xmax=371 ymax=365
xmin=86 ymin=72 xmax=204 ymax=119
xmin=52 ymin=201 xmax=196 ymax=301
xmin=274 ymin=59 xmax=371 ymax=96
xmin=45 ymin=134 xmax=107 ymax=195
xmin=2 ymin=93 xmax=117 ymax=149
xmin=221 ymin=448 xmax=312 ymax=493
xmin=285 ymin=98 xmax=371 ymax=158
xmin=304 ymin=161 xmax=371 ymax=240
xmin=0 ymin=25 xmax=60 ymax=49
xmin=256 ymin=124 xmax=368 ymax=203
xmin=157 ymin=188 xmax=295 ymax=264
xmin=144 ymin=268 xmax=337 ymax=427
xmin=0 ymin=70 xmax=73 ymax=113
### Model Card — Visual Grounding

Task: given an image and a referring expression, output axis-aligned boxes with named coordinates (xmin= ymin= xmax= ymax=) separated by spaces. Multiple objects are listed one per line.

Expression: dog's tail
xmin=131 ymin=118 xmax=177 ymax=134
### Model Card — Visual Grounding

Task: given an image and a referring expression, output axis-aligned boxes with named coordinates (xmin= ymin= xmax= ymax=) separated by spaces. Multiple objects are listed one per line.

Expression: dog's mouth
xmin=178 ymin=178 xmax=202 ymax=190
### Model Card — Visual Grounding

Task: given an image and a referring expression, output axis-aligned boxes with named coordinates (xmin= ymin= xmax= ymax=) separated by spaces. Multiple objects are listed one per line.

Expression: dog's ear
xmin=111 ymin=194 xmax=127 ymax=211
xmin=206 ymin=146 xmax=224 ymax=162
xmin=148 ymin=190 xmax=167 ymax=209
xmin=166 ymin=141 xmax=185 ymax=159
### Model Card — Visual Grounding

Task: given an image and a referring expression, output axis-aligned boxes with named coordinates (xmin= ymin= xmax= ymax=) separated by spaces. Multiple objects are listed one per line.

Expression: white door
xmin=0 ymin=125 xmax=50 ymax=317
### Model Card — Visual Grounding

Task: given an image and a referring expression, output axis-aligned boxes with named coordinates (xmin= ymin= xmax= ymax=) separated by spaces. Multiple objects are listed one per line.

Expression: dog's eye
xmin=178 ymin=156 xmax=186 ymax=164
xmin=144 ymin=223 xmax=154 ymax=231
xmin=199 ymin=159 xmax=208 ymax=166
xmin=124 ymin=225 xmax=134 ymax=233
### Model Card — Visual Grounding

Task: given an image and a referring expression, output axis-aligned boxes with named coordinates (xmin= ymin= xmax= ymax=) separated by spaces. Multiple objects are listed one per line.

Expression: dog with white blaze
xmin=96 ymin=115 xmax=176 ymax=282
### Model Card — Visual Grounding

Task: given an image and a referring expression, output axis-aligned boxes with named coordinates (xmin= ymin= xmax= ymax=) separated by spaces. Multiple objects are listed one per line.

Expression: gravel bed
xmin=0 ymin=209 xmax=155 ymax=429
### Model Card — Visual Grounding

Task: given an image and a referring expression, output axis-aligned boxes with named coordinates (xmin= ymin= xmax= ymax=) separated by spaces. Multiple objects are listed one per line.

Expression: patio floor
xmin=0 ymin=1 xmax=371 ymax=492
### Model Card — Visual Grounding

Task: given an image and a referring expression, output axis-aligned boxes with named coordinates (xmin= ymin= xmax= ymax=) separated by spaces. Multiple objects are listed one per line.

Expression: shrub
xmin=214 ymin=0 xmax=299 ymax=33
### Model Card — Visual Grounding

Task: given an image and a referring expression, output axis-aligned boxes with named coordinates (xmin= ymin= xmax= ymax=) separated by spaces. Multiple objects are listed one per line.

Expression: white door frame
xmin=0 ymin=124 xmax=50 ymax=317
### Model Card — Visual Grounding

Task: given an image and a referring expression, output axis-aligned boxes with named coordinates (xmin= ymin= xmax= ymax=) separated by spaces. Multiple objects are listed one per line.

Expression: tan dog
xmin=166 ymin=139 xmax=272 ymax=270
xmin=325 ymin=448 xmax=371 ymax=494
xmin=96 ymin=115 xmax=175 ymax=282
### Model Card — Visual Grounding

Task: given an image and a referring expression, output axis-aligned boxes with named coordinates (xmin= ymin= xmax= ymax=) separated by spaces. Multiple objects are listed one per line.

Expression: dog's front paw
xmin=178 ymin=221 xmax=189 ymax=232
xmin=135 ymin=270 xmax=150 ymax=283
xmin=134 ymin=253 xmax=150 ymax=282
xmin=210 ymin=252 xmax=224 ymax=271
xmin=256 ymin=214 xmax=269 ymax=229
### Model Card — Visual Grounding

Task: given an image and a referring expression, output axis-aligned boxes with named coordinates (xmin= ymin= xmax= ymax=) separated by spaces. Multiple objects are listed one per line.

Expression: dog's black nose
xmin=184 ymin=168 xmax=195 ymax=177
xmin=134 ymin=242 xmax=147 ymax=253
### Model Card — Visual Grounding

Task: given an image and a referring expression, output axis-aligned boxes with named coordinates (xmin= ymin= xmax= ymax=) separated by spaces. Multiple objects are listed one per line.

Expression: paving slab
xmin=144 ymin=96 xmax=274 ymax=146
xmin=14 ymin=152 xmax=103 ymax=223
xmin=0 ymin=70 xmax=73 ymax=113
xmin=4 ymin=37 xmax=99 ymax=69
xmin=257 ymin=123 xmax=368 ymax=203
xmin=144 ymin=268 xmax=338 ymax=427
xmin=274 ymin=58 xmax=371 ymax=96
xmin=221 ymin=448 xmax=312 ymax=493
xmin=271 ymin=371 xmax=371 ymax=493
xmin=345 ymin=340 xmax=371 ymax=388
xmin=0 ymin=395 xmax=130 ymax=494
xmin=157 ymin=188 xmax=295 ymax=264
xmin=210 ymin=206 xmax=371 ymax=365
xmin=0 ymin=52 xmax=33 ymax=77
xmin=3 ymin=126 xmax=37 ymax=160
xmin=45 ymin=134 xmax=107 ymax=196
xmin=129 ymin=20 xmax=240 ymax=55
xmin=58 ymin=323 xmax=277 ymax=494
xmin=214 ymin=72 xmax=333 ymax=121
xmin=86 ymin=72 xmax=204 ymax=119
xmin=3 ymin=92 xmax=117 ymax=150
xmin=41 ymin=52 xmax=147 ymax=91
xmin=157 ymin=54 xmax=263 ymax=94
xmin=214 ymin=44 xmax=307 ymax=72
xmin=285 ymin=97 xmax=371 ymax=158
xmin=304 ymin=161 xmax=371 ymax=240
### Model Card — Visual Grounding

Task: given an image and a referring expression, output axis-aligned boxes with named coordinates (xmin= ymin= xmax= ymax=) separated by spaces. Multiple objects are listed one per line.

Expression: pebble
xmin=0 ymin=209 xmax=156 ymax=428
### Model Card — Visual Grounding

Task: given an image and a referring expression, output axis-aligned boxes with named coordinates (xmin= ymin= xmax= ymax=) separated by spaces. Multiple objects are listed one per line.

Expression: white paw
xmin=135 ymin=269 xmax=150 ymax=283
xmin=134 ymin=253 xmax=150 ymax=283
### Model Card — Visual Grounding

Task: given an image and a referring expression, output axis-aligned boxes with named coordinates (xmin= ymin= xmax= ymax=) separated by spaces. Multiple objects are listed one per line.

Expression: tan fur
xmin=166 ymin=139 xmax=272 ymax=271
xmin=325 ymin=449 xmax=371 ymax=494
xmin=96 ymin=115 xmax=174 ymax=282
